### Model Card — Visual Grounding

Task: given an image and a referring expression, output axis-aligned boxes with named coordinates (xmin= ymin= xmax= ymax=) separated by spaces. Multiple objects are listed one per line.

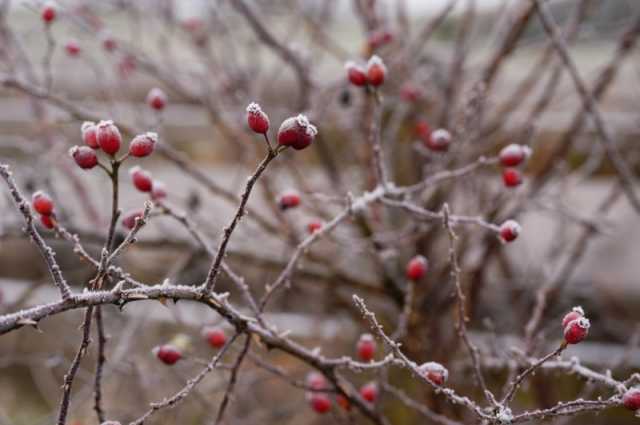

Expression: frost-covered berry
xmin=130 ymin=166 xmax=153 ymax=193
xmin=308 ymin=393 xmax=331 ymax=414
xmin=419 ymin=362 xmax=448 ymax=386
xmin=356 ymin=333 xmax=376 ymax=362
xmin=81 ymin=121 xmax=99 ymax=149
xmin=203 ymin=327 xmax=226 ymax=349
xmin=96 ymin=120 xmax=122 ymax=156
xmin=359 ymin=382 xmax=378 ymax=403
xmin=425 ymin=129 xmax=451 ymax=152
xmin=345 ymin=62 xmax=367 ymax=87
xmin=277 ymin=115 xmax=317 ymax=150
xmin=40 ymin=214 xmax=55 ymax=230
xmin=307 ymin=220 xmax=323 ymax=235
xmin=69 ymin=146 xmax=98 ymax=169
xmin=278 ymin=190 xmax=300 ymax=210
xmin=406 ymin=255 xmax=428 ymax=281
xmin=121 ymin=209 xmax=143 ymax=230
xmin=502 ymin=168 xmax=523 ymax=187
xmin=41 ymin=2 xmax=56 ymax=24
xmin=499 ymin=220 xmax=521 ymax=243
xmin=129 ymin=132 xmax=157 ymax=157
xmin=564 ymin=317 xmax=590 ymax=345
xmin=147 ymin=88 xmax=167 ymax=111
xmin=153 ymin=344 xmax=182 ymax=365
xmin=366 ymin=55 xmax=386 ymax=87
xmin=561 ymin=306 xmax=585 ymax=329
xmin=246 ymin=102 xmax=270 ymax=134
xmin=623 ymin=387 xmax=640 ymax=411
xmin=306 ymin=372 xmax=327 ymax=391
xmin=65 ymin=40 xmax=80 ymax=57
xmin=32 ymin=191 xmax=54 ymax=216
xmin=499 ymin=144 xmax=531 ymax=167
xmin=151 ymin=181 xmax=167 ymax=200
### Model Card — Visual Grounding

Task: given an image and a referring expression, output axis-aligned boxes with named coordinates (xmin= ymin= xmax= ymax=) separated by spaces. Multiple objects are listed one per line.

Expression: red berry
xmin=130 ymin=166 xmax=153 ymax=193
xmin=359 ymin=382 xmax=378 ymax=403
xmin=356 ymin=333 xmax=376 ymax=362
xmin=278 ymin=190 xmax=300 ymax=210
xmin=425 ymin=129 xmax=451 ymax=152
xmin=345 ymin=62 xmax=367 ymax=87
xmin=69 ymin=146 xmax=98 ymax=170
xmin=499 ymin=220 xmax=521 ymax=243
xmin=101 ymin=33 xmax=117 ymax=52
xmin=32 ymin=191 xmax=54 ymax=216
xmin=308 ymin=393 xmax=331 ymax=414
xmin=367 ymin=29 xmax=394 ymax=49
xmin=40 ymin=214 xmax=55 ymax=230
xmin=81 ymin=121 xmax=99 ymax=149
xmin=118 ymin=55 xmax=137 ymax=78
xmin=306 ymin=372 xmax=327 ymax=391
xmin=277 ymin=114 xmax=317 ymax=150
xmin=41 ymin=3 xmax=56 ymax=24
xmin=419 ymin=362 xmax=448 ymax=386
xmin=499 ymin=144 xmax=531 ymax=167
xmin=561 ymin=306 xmax=585 ymax=329
xmin=121 ymin=209 xmax=143 ymax=230
xmin=564 ymin=317 xmax=590 ymax=345
xmin=151 ymin=181 xmax=167 ymax=200
xmin=366 ymin=55 xmax=386 ymax=87
xmin=65 ymin=41 xmax=80 ymax=57
xmin=406 ymin=255 xmax=428 ymax=281
xmin=623 ymin=388 xmax=640 ymax=411
xmin=96 ymin=120 xmax=122 ymax=156
xmin=246 ymin=102 xmax=270 ymax=134
xmin=146 ymin=88 xmax=167 ymax=111
xmin=129 ymin=132 xmax=157 ymax=157
xmin=336 ymin=394 xmax=351 ymax=410
xmin=400 ymin=83 xmax=422 ymax=103
xmin=502 ymin=168 xmax=523 ymax=187
xmin=203 ymin=327 xmax=226 ymax=349
xmin=415 ymin=121 xmax=431 ymax=138
xmin=153 ymin=344 xmax=182 ymax=365
xmin=307 ymin=219 xmax=323 ymax=235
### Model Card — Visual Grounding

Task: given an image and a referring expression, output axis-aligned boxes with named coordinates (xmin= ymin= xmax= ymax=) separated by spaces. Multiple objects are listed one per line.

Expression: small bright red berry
xmin=277 ymin=114 xmax=317 ymax=150
xmin=307 ymin=220 xmax=323 ymax=235
xmin=561 ymin=306 xmax=585 ymax=329
xmin=345 ymin=62 xmax=367 ymax=87
xmin=40 ymin=214 xmax=55 ymax=230
xmin=246 ymin=102 xmax=270 ymax=134
xmin=151 ymin=181 xmax=167 ymax=200
xmin=147 ymin=88 xmax=167 ymax=111
xmin=366 ymin=55 xmax=386 ymax=87
xmin=499 ymin=144 xmax=532 ymax=167
xmin=65 ymin=41 xmax=80 ymax=57
xmin=32 ymin=191 xmax=54 ymax=216
xmin=359 ymin=382 xmax=378 ymax=403
xmin=122 ymin=209 xmax=143 ymax=230
xmin=406 ymin=255 xmax=428 ymax=281
xmin=419 ymin=362 xmax=448 ymax=386
xmin=81 ymin=121 xmax=99 ymax=149
xmin=129 ymin=132 xmax=157 ymax=157
xmin=623 ymin=388 xmax=640 ymax=411
xmin=336 ymin=394 xmax=351 ymax=410
xmin=204 ymin=327 xmax=227 ymax=349
xmin=356 ymin=333 xmax=376 ymax=362
xmin=502 ymin=168 xmax=523 ymax=187
xmin=499 ymin=220 xmax=521 ymax=243
xmin=41 ymin=3 xmax=56 ymax=24
xmin=278 ymin=190 xmax=300 ymax=210
xmin=308 ymin=393 xmax=331 ymax=414
xmin=96 ymin=120 xmax=122 ymax=156
xmin=415 ymin=121 xmax=431 ymax=138
xmin=130 ymin=166 xmax=153 ymax=193
xmin=153 ymin=344 xmax=182 ymax=365
xmin=564 ymin=317 xmax=590 ymax=345
xmin=425 ymin=129 xmax=451 ymax=152
xmin=69 ymin=146 xmax=98 ymax=170
xmin=306 ymin=372 xmax=327 ymax=391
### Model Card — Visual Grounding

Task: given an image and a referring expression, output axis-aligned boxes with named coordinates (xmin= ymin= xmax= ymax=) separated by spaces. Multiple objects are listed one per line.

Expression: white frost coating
xmin=144 ymin=132 xmax=159 ymax=143
xmin=575 ymin=317 xmax=591 ymax=329
xmin=430 ymin=129 xmax=451 ymax=146
xmin=351 ymin=186 xmax=385 ymax=213
xmin=68 ymin=146 xmax=79 ymax=156
xmin=418 ymin=361 xmax=449 ymax=380
xmin=246 ymin=102 xmax=263 ymax=114
xmin=496 ymin=406 xmax=513 ymax=424
xmin=571 ymin=306 xmax=585 ymax=316
xmin=81 ymin=121 xmax=95 ymax=132
xmin=501 ymin=219 xmax=521 ymax=236
xmin=295 ymin=114 xmax=318 ymax=137
xmin=129 ymin=165 xmax=142 ymax=175
xmin=367 ymin=54 xmax=387 ymax=71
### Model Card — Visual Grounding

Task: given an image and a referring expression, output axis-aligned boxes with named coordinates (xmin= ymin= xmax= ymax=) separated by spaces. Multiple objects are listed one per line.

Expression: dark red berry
xmin=32 ymin=191 xmax=54 ymax=216
xmin=96 ymin=120 xmax=122 ymax=156
xmin=65 ymin=41 xmax=80 ymax=57
xmin=41 ymin=3 xmax=56 ymax=24
xmin=81 ymin=122 xmax=99 ymax=149
xmin=147 ymin=88 xmax=167 ymax=111
xmin=278 ymin=190 xmax=300 ymax=210
xmin=366 ymin=55 xmax=386 ymax=87
xmin=277 ymin=115 xmax=317 ymax=150
xmin=129 ymin=132 xmax=157 ymax=157
xmin=130 ymin=166 xmax=153 ymax=193
xmin=561 ymin=306 xmax=585 ymax=329
xmin=101 ymin=33 xmax=117 ymax=52
xmin=425 ymin=129 xmax=451 ymax=152
xmin=69 ymin=146 xmax=98 ymax=169
xmin=502 ymin=168 xmax=523 ymax=187
xmin=564 ymin=317 xmax=590 ymax=344
xmin=499 ymin=144 xmax=531 ymax=167
xmin=346 ymin=62 xmax=367 ymax=87
xmin=153 ymin=344 xmax=182 ymax=365
xmin=623 ymin=388 xmax=640 ymax=411
xmin=419 ymin=362 xmax=448 ymax=386
xmin=246 ymin=102 xmax=270 ymax=134
xmin=406 ymin=255 xmax=428 ymax=281
xmin=499 ymin=220 xmax=521 ymax=243
xmin=204 ymin=327 xmax=226 ymax=349
xmin=356 ymin=333 xmax=376 ymax=362
xmin=121 ymin=209 xmax=143 ymax=230
xmin=40 ymin=214 xmax=55 ymax=230
xmin=359 ymin=382 xmax=378 ymax=403
xmin=308 ymin=393 xmax=331 ymax=414
xmin=415 ymin=121 xmax=431 ymax=138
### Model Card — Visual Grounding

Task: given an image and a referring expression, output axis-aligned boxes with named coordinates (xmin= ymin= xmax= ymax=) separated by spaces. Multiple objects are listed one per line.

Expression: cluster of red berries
xmin=499 ymin=144 xmax=531 ymax=188
xmin=415 ymin=120 xmax=452 ymax=152
xmin=153 ymin=327 xmax=227 ymax=365
xmin=31 ymin=191 xmax=56 ymax=230
xmin=246 ymin=102 xmax=317 ymax=151
xmin=346 ymin=55 xmax=387 ymax=88
xmin=561 ymin=306 xmax=590 ymax=345
xmin=305 ymin=372 xmax=380 ymax=414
